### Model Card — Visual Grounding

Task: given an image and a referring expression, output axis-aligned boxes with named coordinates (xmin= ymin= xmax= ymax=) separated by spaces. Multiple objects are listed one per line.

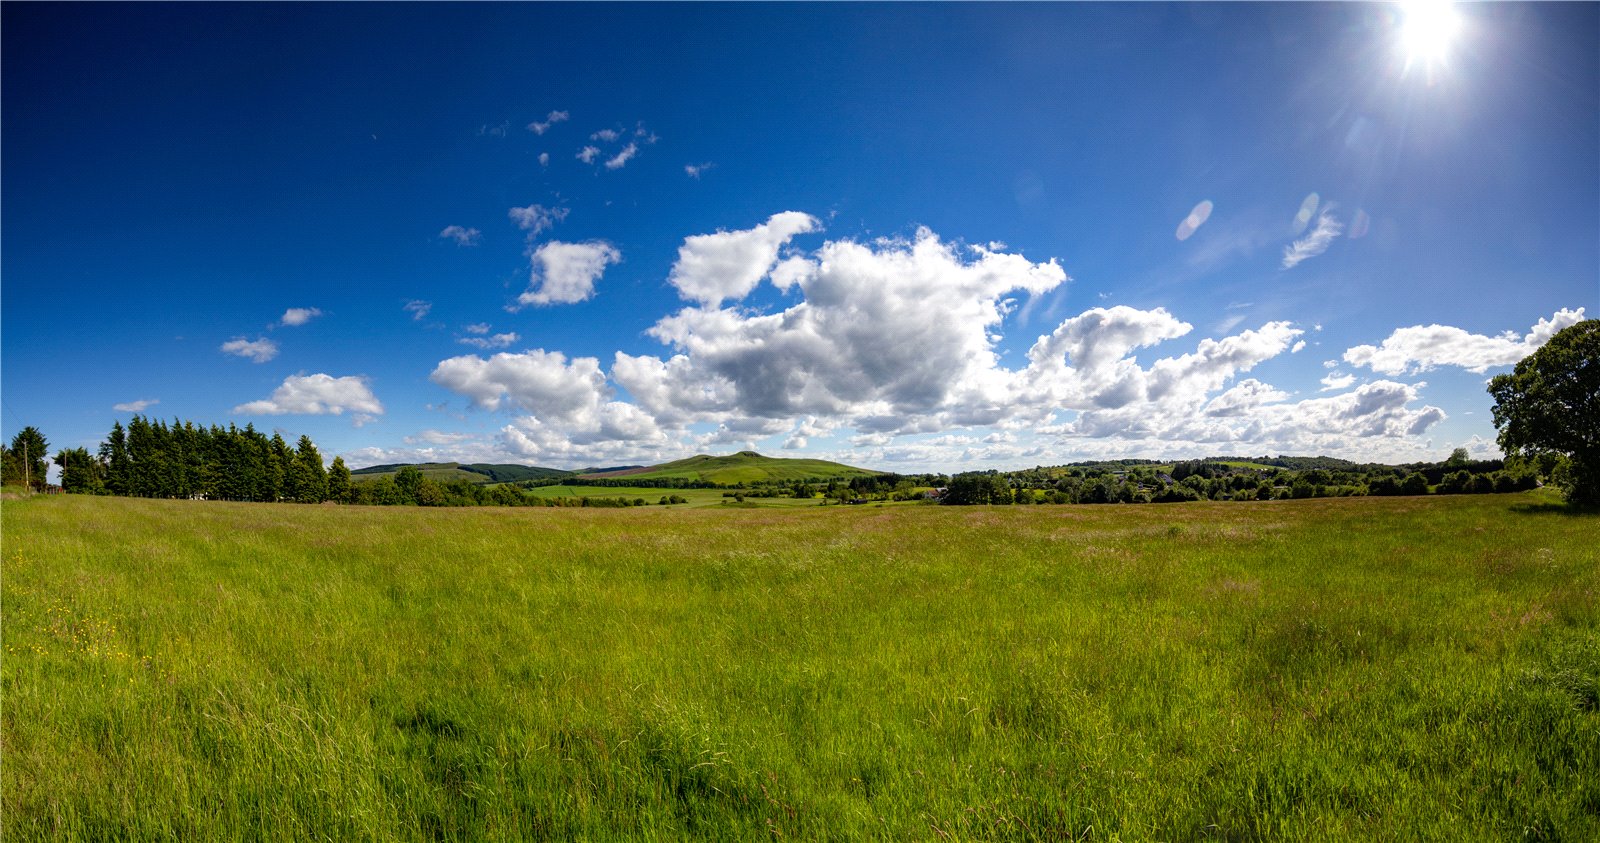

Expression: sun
xmin=1398 ymin=0 xmax=1462 ymax=66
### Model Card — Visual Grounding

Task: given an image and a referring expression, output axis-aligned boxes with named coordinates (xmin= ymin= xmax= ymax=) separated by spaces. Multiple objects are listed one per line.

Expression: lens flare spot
xmin=1175 ymin=200 xmax=1214 ymax=241
xmin=1293 ymin=193 xmax=1320 ymax=234
xmin=1349 ymin=209 xmax=1371 ymax=239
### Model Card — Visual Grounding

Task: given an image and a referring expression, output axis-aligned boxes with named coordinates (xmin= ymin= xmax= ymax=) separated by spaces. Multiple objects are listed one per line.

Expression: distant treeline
xmin=933 ymin=450 xmax=1539 ymax=505
xmin=350 ymin=468 xmax=687 ymax=507
xmin=15 ymin=418 xmax=1555 ymax=509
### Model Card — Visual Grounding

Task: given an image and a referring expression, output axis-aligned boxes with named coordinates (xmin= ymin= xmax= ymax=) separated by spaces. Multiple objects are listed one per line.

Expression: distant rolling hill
xmin=350 ymin=462 xmax=571 ymax=484
xmin=580 ymin=451 xmax=877 ymax=484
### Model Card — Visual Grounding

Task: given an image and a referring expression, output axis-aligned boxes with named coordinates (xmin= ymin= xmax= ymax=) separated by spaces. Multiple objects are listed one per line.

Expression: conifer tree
xmin=7 ymin=427 xmax=50 ymax=491
xmin=266 ymin=433 xmax=291 ymax=502
xmin=327 ymin=456 xmax=352 ymax=503
xmin=126 ymin=416 xmax=159 ymax=497
xmin=294 ymin=435 xmax=328 ymax=503
xmin=100 ymin=421 xmax=131 ymax=495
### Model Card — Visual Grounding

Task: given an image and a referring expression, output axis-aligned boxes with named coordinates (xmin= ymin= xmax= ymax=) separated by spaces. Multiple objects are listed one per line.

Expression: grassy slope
xmin=349 ymin=462 xmax=487 ymax=483
xmin=585 ymin=451 xmax=877 ymax=484
xmin=3 ymin=493 xmax=1597 ymax=840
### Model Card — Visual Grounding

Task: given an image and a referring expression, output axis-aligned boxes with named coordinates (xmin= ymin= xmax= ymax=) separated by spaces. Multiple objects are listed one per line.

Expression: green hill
xmin=350 ymin=462 xmax=571 ymax=484
xmin=460 ymin=464 xmax=572 ymax=483
xmin=581 ymin=451 xmax=877 ymax=484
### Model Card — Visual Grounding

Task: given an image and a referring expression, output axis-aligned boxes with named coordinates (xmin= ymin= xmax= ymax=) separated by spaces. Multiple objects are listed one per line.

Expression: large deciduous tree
xmin=54 ymin=447 xmax=105 ymax=494
xmin=1488 ymin=319 xmax=1599 ymax=505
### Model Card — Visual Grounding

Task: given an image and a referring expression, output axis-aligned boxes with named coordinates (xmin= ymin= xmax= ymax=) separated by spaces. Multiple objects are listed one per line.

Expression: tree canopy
xmin=3 ymin=427 xmax=50 ymax=490
xmin=1488 ymin=319 xmax=1599 ymax=505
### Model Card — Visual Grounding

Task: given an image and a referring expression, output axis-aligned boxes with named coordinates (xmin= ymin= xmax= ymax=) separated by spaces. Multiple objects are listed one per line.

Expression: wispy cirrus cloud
xmin=685 ymin=162 xmax=714 ymax=179
xmin=508 ymin=204 xmax=569 ymax=236
xmin=528 ymin=110 xmax=569 ymax=135
xmin=113 ymin=398 xmax=159 ymax=413
xmin=439 ymin=225 xmax=481 ymax=247
xmin=404 ymin=300 xmax=432 ymax=321
xmin=604 ymin=143 xmax=639 ymax=170
xmin=458 ymin=332 xmax=521 ymax=350
xmin=404 ymin=429 xmax=479 ymax=446
xmin=1282 ymin=209 xmax=1342 ymax=269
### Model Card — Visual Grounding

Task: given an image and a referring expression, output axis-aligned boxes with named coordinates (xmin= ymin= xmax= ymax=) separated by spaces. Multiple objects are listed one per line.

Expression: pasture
xmin=520 ymin=485 xmax=806 ymax=507
xmin=2 ymin=492 xmax=1596 ymax=840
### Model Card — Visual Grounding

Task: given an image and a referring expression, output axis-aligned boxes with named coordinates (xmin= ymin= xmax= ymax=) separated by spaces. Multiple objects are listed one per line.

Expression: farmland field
xmin=521 ymin=485 xmax=808 ymax=507
xmin=2 ymin=492 xmax=1596 ymax=840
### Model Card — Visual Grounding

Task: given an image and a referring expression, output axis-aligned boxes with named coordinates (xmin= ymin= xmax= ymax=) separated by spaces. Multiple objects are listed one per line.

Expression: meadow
xmin=2 ymin=492 xmax=1596 ymax=840
xmin=522 ymin=485 xmax=830 ymax=508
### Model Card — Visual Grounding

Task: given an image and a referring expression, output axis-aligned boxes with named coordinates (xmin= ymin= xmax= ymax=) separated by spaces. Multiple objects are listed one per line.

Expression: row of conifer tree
xmin=55 ymin=416 xmax=353 ymax=503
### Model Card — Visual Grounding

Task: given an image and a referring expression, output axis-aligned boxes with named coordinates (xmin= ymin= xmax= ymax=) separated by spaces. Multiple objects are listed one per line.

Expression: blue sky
xmin=4 ymin=2 xmax=1595 ymax=473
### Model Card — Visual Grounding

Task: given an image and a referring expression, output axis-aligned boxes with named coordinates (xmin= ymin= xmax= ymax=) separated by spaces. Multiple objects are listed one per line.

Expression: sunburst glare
xmin=1398 ymin=0 xmax=1462 ymax=72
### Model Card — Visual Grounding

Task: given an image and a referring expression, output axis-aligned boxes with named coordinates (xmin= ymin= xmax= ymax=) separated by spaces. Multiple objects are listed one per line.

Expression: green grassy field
xmin=522 ymin=485 xmax=825 ymax=508
xmin=3 ymin=492 xmax=1596 ymax=840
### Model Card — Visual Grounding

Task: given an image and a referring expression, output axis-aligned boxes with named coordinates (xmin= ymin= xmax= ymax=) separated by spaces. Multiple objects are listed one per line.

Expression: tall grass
xmin=3 ymin=492 xmax=1596 ymax=840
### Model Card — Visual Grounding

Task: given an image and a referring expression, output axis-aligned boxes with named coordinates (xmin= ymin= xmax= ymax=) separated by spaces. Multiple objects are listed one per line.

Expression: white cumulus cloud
xmin=388 ymin=213 xmax=1481 ymax=469
xmin=1343 ymin=307 xmax=1587 ymax=375
xmin=279 ymin=307 xmax=322 ymax=327
xmin=667 ymin=211 xmax=821 ymax=306
xmin=113 ymin=398 xmax=160 ymax=413
xmin=1320 ymin=372 xmax=1357 ymax=391
xmin=576 ymin=146 xmax=601 ymax=164
xmin=515 ymin=241 xmax=621 ymax=308
xmin=430 ymin=349 xmax=608 ymax=420
xmin=220 ymin=337 xmax=279 ymax=363
xmin=233 ymin=373 xmax=384 ymax=421
xmin=428 ymin=349 xmax=675 ymax=465
xmin=623 ymin=226 xmax=1068 ymax=430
